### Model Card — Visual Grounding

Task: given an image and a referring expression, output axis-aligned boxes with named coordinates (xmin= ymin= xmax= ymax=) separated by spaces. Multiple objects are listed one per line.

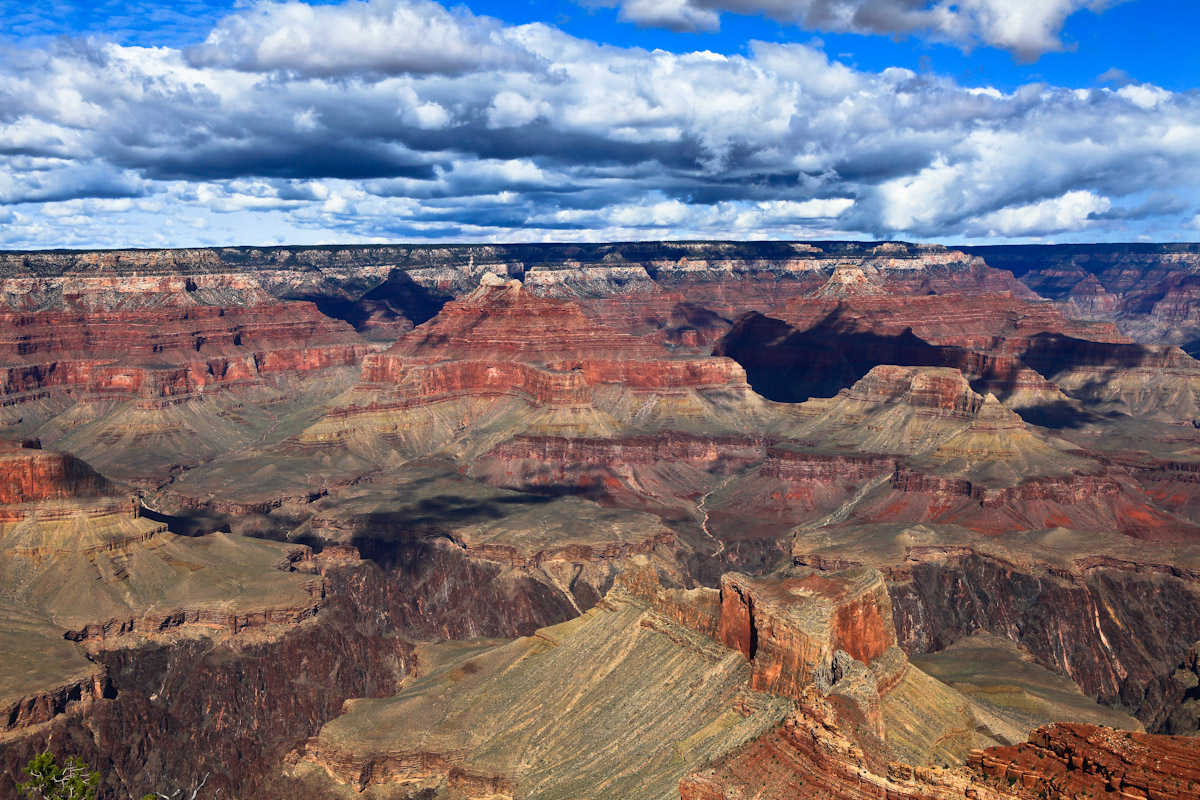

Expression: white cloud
xmin=610 ymin=0 xmax=720 ymax=31
xmin=591 ymin=0 xmax=1118 ymax=60
xmin=971 ymin=190 xmax=1112 ymax=237
xmin=187 ymin=0 xmax=534 ymax=76
xmin=487 ymin=91 xmax=549 ymax=128
xmin=1117 ymin=83 xmax=1170 ymax=110
xmin=0 ymin=0 xmax=1196 ymax=248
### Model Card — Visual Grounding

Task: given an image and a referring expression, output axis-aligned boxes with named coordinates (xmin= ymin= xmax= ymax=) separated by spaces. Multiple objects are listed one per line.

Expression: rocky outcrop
xmin=969 ymin=723 xmax=1200 ymax=800
xmin=1 ymin=670 xmax=113 ymax=734
xmin=680 ymin=688 xmax=1029 ymax=800
xmin=0 ymin=300 xmax=371 ymax=405
xmin=967 ymin=242 xmax=1200 ymax=345
xmin=889 ymin=549 xmax=1200 ymax=730
xmin=291 ymin=594 xmax=791 ymax=800
xmin=0 ymin=440 xmax=111 ymax=504
xmin=60 ymin=594 xmax=324 ymax=644
xmin=717 ymin=569 xmax=896 ymax=702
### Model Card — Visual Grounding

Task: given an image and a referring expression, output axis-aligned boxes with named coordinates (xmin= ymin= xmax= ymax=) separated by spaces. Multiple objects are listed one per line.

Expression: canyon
xmin=1 ymin=241 xmax=1200 ymax=799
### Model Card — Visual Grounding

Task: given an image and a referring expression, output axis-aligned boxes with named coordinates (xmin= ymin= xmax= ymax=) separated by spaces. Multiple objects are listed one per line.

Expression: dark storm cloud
xmin=126 ymin=140 xmax=438 ymax=181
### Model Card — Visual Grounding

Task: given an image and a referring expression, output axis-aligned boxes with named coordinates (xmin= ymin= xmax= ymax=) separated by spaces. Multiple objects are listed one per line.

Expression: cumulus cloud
xmin=187 ymin=0 xmax=534 ymax=76
xmin=970 ymin=190 xmax=1111 ymax=237
xmin=589 ymin=0 xmax=1118 ymax=60
xmin=0 ymin=0 xmax=1196 ymax=248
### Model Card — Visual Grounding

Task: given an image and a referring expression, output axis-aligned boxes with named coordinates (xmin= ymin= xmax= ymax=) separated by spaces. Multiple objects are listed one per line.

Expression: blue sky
xmin=0 ymin=0 xmax=1197 ymax=247
xmin=4 ymin=0 xmax=1195 ymax=90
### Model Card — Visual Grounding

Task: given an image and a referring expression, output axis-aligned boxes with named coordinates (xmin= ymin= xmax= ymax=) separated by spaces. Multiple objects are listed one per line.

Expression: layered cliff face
xmin=715 ymin=568 xmax=897 ymax=701
xmin=719 ymin=286 xmax=1200 ymax=424
xmin=966 ymin=243 xmax=1200 ymax=346
xmin=287 ymin=563 xmax=995 ymax=799
xmin=289 ymin=592 xmax=794 ymax=799
xmin=0 ymin=267 xmax=374 ymax=484
xmin=969 ymin=723 xmax=1200 ymax=800
xmin=300 ymin=274 xmax=781 ymax=461
xmin=0 ymin=302 xmax=367 ymax=403
xmin=0 ymin=439 xmax=110 ymax=506
xmin=3 ymin=241 xmax=1200 ymax=799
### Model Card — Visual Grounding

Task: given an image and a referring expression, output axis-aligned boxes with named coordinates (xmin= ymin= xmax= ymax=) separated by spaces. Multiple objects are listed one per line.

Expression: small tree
xmin=16 ymin=753 xmax=99 ymax=800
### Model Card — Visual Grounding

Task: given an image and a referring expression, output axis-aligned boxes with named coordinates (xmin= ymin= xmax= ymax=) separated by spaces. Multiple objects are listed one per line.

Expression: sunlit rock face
xmin=1 ymin=241 xmax=1200 ymax=799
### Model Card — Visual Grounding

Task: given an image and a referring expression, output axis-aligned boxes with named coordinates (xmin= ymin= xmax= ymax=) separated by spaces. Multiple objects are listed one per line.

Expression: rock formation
xmin=299 ymin=274 xmax=777 ymax=460
xmin=970 ymin=723 xmax=1200 ymax=799
xmin=1 ymin=240 xmax=1200 ymax=799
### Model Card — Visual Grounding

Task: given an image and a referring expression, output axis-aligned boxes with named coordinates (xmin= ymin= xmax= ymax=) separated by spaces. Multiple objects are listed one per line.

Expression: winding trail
xmin=697 ymin=475 xmax=736 ymax=557
xmin=797 ymin=472 xmax=892 ymax=533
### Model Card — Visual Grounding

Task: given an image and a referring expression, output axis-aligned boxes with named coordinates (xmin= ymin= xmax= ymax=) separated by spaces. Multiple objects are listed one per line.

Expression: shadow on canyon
xmin=301 ymin=268 xmax=453 ymax=335
xmin=714 ymin=311 xmax=981 ymax=404
xmin=714 ymin=311 xmax=1165 ymax=434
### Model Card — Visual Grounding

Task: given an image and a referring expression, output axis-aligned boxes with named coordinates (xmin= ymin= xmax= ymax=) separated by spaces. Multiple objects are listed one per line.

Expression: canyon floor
xmin=2 ymin=241 xmax=1200 ymax=799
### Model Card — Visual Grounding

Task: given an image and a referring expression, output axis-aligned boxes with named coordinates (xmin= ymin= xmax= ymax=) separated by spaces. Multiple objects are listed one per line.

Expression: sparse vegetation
xmin=16 ymin=753 xmax=98 ymax=800
xmin=14 ymin=754 xmax=215 ymax=800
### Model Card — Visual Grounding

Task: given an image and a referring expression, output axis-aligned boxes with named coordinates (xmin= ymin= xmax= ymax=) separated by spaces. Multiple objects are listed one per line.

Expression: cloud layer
xmin=591 ymin=0 xmax=1117 ymax=61
xmin=0 ymin=0 xmax=1196 ymax=248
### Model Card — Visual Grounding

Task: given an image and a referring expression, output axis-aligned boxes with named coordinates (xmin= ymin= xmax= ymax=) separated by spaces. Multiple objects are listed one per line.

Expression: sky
xmin=0 ymin=0 xmax=1198 ymax=248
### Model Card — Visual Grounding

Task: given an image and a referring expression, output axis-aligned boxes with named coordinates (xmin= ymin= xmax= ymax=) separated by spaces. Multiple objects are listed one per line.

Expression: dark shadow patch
xmin=713 ymin=310 xmax=953 ymax=403
xmin=1012 ymin=401 xmax=1101 ymax=430
xmin=300 ymin=268 xmax=454 ymax=340
xmin=139 ymin=505 xmax=231 ymax=537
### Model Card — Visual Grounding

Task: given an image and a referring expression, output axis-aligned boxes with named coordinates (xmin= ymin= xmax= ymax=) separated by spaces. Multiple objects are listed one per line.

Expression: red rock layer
xmin=880 ymin=261 xmax=1038 ymax=299
xmin=0 ymin=301 xmax=370 ymax=404
xmin=760 ymin=450 xmax=898 ymax=483
xmin=680 ymin=693 xmax=1028 ymax=800
xmin=383 ymin=276 xmax=675 ymax=362
xmin=343 ymin=278 xmax=751 ymax=428
xmin=774 ymin=294 xmax=1126 ymax=349
xmin=873 ymin=468 xmax=1196 ymax=540
xmin=572 ymin=293 xmax=734 ymax=350
xmin=473 ymin=433 xmax=773 ymax=517
xmin=970 ymin=723 xmax=1200 ymax=800
xmin=0 ymin=441 xmax=111 ymax=504
xmin=359 ymin=358 xmax=593 ymax=406
xmin=2 ymin=671 xmax=112 ymax=734
xmin=717 ymin=570 xmax=895 ymax=700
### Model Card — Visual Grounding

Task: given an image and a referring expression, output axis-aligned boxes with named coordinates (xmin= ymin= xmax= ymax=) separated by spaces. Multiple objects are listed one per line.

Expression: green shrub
xmin=16 ymin=753 xmax=99 ymax=800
